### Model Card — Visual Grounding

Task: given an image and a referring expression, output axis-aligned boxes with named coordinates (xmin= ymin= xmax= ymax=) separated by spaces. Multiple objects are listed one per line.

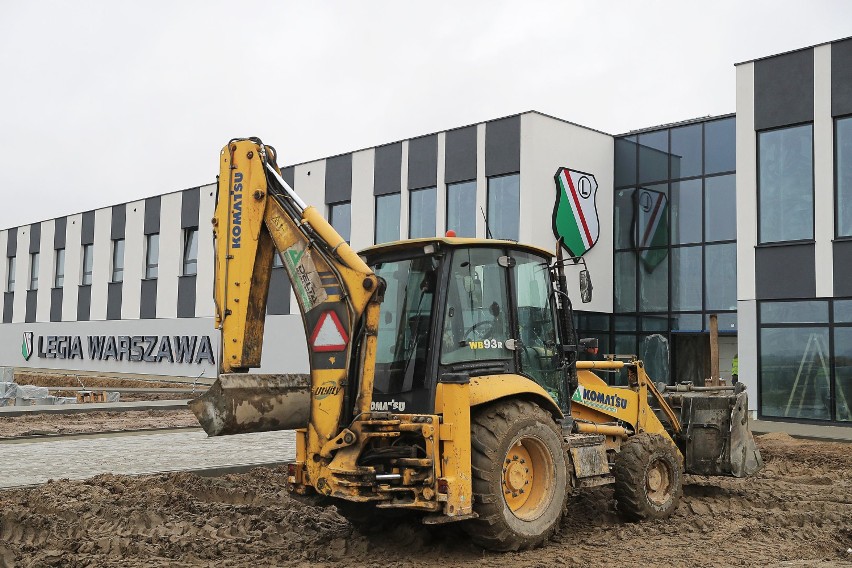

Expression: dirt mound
xmin=13 ymin=371 xmax=195 ymax=390
xmin=0 ymin=437 xmax=850 ymax=567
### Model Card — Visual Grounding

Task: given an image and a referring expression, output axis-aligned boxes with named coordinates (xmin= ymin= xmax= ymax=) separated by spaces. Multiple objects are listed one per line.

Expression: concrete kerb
xmin=0 ymin=399 xmax=190 ymax=417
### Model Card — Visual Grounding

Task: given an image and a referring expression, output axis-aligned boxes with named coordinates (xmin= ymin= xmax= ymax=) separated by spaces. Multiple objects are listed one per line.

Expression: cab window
xmin=441 ymin=248 xmax=512 ymax=365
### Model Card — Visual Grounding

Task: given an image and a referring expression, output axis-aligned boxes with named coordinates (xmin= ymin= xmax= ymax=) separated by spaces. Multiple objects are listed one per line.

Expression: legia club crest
xmin=22 ymin=332 xmax=34 ymax=361
xmin=552 ymin=168 xmax=599 ymax=258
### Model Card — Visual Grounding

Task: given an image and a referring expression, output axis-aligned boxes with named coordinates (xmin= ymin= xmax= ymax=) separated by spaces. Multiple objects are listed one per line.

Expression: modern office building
xmin=1 ymin=36 xmax=850 ymax=425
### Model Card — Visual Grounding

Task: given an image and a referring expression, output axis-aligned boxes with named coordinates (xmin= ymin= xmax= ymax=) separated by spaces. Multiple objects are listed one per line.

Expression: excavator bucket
xmin=659 ymin=385 xmax=763 ymax=477
xmin=189 ymin=373 xmax=311 ymax=436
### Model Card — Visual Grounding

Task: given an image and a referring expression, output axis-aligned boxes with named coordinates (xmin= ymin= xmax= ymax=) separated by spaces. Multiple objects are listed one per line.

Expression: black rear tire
xmin=463 ymin=400 xmax=568 ymax=551
xmin=613 ymin=432 xmax=683 ymax=521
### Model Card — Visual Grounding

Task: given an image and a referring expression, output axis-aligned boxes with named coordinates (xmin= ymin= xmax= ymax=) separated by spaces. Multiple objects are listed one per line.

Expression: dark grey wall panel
xmin=832 ymin=38 xmax=852 ymax=117
xmin=111 ymin=204 xmax=126 ymax=240
xmin=754 ymin=49 xmax=814 ymax=130
xmin=140 ymin=279 xmax=157 ymax=319
xmin=54 ymin=217 xmax=67 ymax=249
xmin=445 ymin=126 xmax=477 ymax=183
xmin=281 ymin=166 xmax=295 ymax=189
xmin=144 ymin=196 xmax=161 ymax=235
xmin=106 ymin=282 xmax=123 ymax=320
xmin=3 ymin=292 xmax=12 ymax=323
xmin=28 ymin=223 xmax=41 ymax=254
xmin=833 ymin=240 xmax=852 ymax=296
xmin=177 ymin=275 xmax=196 ymax=318
xmin=755 ymin=243 xmax=816 ymax=299
xmin=374 ymin=143 xmax=402 ymax=196
xmin=25 ymin=290 xmax=36 ymax=323
xmin=81 ymin=211 xmax=95 ymax=245
xmin=267 ymin=267 xmax=291 ymax=315
xmin=485 ymin=115 xmax=521 ymax=177
xmin=50 ymin=288 xmax=63 ymax=322
xmin=325 ymin=154 xmax=352 ymax=204
xmin=181 ymin=187 xmax=200 ymax=229
xmin=77 ymin=284 xmax=92 ymax=321
xmin=408 ymin=134 xmax=438 ymax=189
xmin=6 ymin=227 xmax=17 ymax=257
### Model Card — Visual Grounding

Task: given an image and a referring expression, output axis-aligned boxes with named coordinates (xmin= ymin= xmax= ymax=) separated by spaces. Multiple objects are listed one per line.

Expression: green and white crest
xmin=21 ymin=331 xmax=34 ymax=361
xmin=552 ymin=168 xmax=599 ymax=258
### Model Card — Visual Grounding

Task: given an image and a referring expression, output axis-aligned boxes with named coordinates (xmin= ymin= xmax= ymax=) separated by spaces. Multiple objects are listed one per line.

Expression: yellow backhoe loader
xmin=190 ymin=138 xmax=762 ymax=551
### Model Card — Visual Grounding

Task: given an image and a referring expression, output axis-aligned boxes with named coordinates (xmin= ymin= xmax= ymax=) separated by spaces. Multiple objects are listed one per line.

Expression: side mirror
xmin=579 ymin=269 xmax=593 ymax=303
xmin=579 ymin=337 xmax=599 ymax=355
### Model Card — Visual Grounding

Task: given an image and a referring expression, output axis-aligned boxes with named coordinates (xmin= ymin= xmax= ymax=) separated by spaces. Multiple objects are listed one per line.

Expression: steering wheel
xmin=463 ymin=320 xmax=495 ymax=342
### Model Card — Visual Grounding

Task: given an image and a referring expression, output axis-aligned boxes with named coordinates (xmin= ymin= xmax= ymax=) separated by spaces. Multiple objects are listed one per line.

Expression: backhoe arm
xmin=202 ymin=138 xmax=381 ymax=450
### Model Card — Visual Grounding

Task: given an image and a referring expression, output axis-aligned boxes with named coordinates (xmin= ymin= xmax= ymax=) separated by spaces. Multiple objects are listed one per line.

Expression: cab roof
xmin=359 ymin=237 xmax=555 ymax=260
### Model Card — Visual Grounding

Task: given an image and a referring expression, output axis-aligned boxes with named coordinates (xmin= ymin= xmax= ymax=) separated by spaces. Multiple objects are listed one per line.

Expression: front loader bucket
xmin=189 ymin=373 xmax=311 ymax=436
xmin=660 ymin=386 xmax=763 ymax=477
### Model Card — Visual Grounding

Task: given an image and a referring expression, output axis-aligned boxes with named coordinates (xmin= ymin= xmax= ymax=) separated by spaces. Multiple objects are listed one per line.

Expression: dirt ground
xmin=0 ymin=409 xmax=198 ymax=438
xmin=0 ymin=433 xmax=850 ymax=567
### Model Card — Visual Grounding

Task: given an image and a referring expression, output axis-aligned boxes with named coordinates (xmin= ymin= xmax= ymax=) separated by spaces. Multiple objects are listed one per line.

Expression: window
xmin=487 ymin=174 xmax=520 ymax=241
xmin=409 ymin=187 xmax=436 ymax=239
xmin=6 ymin=257 xmax=15 ymax=292
xmin=329 ymin=202 xmax=351 ymax=243
xmin=375 ymin=194 xmax=400 ymax=244
xmin=758 ymin=124 xmax=813 ymax=243
xmin=145 ymin=234 xmax=159 ymax=279
xmin=615 ymin=136 xmax=637 ymax=187
xmin=273 ymin=252 xmax=283 ymax=268
xmin=54 ymin=249 xmax=65 ymax=288
xmin=29 ymin=252 xmax=39 ymax=290
xmin=704 ymin=117 xmax=736 ymax=175
xmin=671 ymin=179 xmax=702 ymax=244
xmin=614 ymin=188 xmax=635 ymax=249
xmin=111 ymin=239 xmax=125 ymax=283
xmin=81 ymin=244 xmax=93 ymax=286
xmin=704 ymin=243 xmax=736 ymax=311
xmin=182 ymin=228 xmax=198 ymax=276
xmin=441 ymin=247 xmax=512 ymax=365
xmin=760 ymin=326 xmax=830 ymax=420
xmin=670 ymin=246 xmax=702 ymax=311
xmin=836 ymin=116 xmax=852 ymax=237
xmin=638 ymin=130 xmax=668 ymax=184
xmin=446 ymin=181 xmax=476 ymax=237
xmin=704 ymin=174 xmax=736 ymax=242
xmin=670 ymin=123 xmax=702 ymax=179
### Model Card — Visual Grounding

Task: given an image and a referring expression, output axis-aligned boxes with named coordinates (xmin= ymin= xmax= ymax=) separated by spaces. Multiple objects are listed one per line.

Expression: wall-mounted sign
xmin=552 ymin=168 xmax=600 ymax=258
xmin=21 ymin=333 xmax=216 ymax=364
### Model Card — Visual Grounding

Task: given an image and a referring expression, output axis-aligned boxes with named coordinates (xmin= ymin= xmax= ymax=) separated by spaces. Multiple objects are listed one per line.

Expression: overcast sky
xmin=1 ymin=1 xmax=850 ymax=229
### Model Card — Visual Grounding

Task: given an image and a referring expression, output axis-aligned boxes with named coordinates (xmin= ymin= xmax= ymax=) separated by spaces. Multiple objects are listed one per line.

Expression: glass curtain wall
xmin=612 ymin=116 xmax=736 ymax=384
xmin=759 ymin=299 xmax=851 ymax=422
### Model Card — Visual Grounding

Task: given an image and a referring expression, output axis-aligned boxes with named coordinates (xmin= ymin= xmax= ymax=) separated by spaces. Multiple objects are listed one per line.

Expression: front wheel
xmin=464 ymin=400 xmax=568 ymax=551
xmin=613 ymin=432 xmax=683 ymax=521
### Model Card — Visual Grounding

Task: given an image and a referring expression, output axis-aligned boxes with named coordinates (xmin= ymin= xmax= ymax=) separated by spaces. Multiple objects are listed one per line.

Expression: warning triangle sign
xmin=310 ymin=311 xmax=349 ymax=352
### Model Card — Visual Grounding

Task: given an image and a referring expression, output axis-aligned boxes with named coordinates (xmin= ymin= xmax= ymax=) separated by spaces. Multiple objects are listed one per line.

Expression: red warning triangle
xmin=310 ymin=311 xmax=349 ymax=352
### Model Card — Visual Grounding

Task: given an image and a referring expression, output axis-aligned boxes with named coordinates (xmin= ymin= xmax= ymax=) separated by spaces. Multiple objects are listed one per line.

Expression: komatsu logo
xmin=572 ymin=384 xmax=628 ymax=414
xmin=231 ymin=172 xmax=243 ymax=249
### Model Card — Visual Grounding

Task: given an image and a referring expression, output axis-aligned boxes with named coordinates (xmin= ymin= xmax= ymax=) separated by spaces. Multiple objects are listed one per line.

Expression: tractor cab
xmin=361 ymin=238 xmax=571 ymax=415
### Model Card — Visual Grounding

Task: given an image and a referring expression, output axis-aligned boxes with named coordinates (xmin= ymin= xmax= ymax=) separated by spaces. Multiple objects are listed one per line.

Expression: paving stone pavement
xmin=0 ymin=430 xmax=296 ymax=488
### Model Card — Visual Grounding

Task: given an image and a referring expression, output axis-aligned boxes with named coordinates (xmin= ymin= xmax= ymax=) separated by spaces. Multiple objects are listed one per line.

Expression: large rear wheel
xmin=613 ymin=432 xmax=683 ymax=521
xmin=464 ymin=400 xmax=568 ymax=551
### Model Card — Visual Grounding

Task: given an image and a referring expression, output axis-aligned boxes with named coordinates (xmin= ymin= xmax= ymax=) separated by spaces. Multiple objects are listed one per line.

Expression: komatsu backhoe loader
xmin=190 ymin=137 xmax=762 ymax=551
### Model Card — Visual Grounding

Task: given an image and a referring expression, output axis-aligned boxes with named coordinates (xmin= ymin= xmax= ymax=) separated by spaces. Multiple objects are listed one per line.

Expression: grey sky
xmin=1 ymin=1 xmax=850 ymax=229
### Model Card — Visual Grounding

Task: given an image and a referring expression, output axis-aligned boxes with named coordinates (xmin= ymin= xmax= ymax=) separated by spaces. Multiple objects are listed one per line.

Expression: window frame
xmin=374 ymin=193 xmax=401 ymax=244
xmin=81 ymin=244 xmax=94 ymax=286
xmin=29 ymin=252 xmax=39 ymax=291
xmin=756 ymin=122 xmax=815 ymax=245
xmin=834 ymin=115 xmax=852 ymax=238
xmin=486 ymin=173 xmax=520 ymax=241
xmin=111 ymin=238 xmax=125 ymax=283
xmin=145 ymin=233 xmax=159 ymax=280
xmin=328 ymin=201 xmax=352 ymax=244
xmin=54 ymin=248 xmax=65 ymax=288
xmin=6 ymin=256 xmax=15 ymax=293
xmin=182 ymin=227 xmax=199 ymax=276
xmin=408 ymin=186 xmax=437 ymax=239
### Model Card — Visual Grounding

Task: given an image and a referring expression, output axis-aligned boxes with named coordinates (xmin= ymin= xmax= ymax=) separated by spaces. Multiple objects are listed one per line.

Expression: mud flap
xmin=189 ymin=373 xmax=311 ymax=436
